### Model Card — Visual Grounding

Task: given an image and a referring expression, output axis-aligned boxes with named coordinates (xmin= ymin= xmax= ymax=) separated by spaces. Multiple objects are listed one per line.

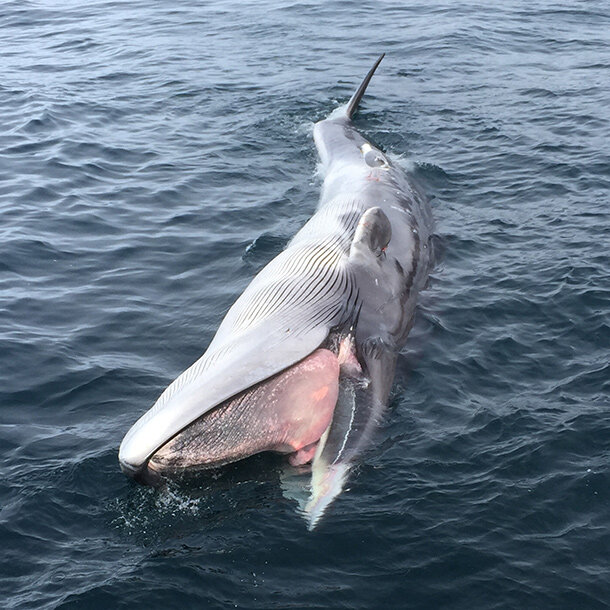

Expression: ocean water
xmin=1 ymin=0 xmax=609 ymax=608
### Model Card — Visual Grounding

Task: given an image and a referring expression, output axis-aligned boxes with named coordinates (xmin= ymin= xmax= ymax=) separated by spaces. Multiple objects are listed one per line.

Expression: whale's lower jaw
xmin=124 ymin=348 xmax=341 ymax=484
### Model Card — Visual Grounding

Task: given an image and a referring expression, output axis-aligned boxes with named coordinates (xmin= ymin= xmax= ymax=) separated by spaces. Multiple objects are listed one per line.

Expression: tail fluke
xmin=345 ymin=53 xmax=385 ymax=119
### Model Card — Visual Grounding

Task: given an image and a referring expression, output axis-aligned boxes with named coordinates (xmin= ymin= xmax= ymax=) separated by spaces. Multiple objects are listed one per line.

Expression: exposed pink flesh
xmin=288 ymin=442 xmax=319 ymax=466
xmin=148 ymin=348 xmax=340 ymax=473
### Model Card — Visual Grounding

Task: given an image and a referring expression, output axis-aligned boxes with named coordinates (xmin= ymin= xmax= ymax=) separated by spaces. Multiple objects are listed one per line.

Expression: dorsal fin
xmin=345 ymin=53 xmax=385 ymax=120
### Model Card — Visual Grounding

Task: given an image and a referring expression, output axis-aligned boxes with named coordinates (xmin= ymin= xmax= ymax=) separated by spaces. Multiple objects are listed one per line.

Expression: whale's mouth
xmin=135 ymin=347 xmax=342 ymax=484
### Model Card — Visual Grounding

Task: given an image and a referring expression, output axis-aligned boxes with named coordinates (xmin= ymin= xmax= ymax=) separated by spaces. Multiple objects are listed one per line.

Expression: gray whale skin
xmin=119 ymin=55 xmax=435 ymax=528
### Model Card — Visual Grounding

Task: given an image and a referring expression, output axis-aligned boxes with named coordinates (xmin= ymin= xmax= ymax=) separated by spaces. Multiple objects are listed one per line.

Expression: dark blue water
xmin=1 ymin=1 xmax=609 ymax=608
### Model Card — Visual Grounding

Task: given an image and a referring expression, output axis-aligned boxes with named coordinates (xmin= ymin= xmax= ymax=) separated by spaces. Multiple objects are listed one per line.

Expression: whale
xmin=119 ymin=55 xmax=434 ymax=527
